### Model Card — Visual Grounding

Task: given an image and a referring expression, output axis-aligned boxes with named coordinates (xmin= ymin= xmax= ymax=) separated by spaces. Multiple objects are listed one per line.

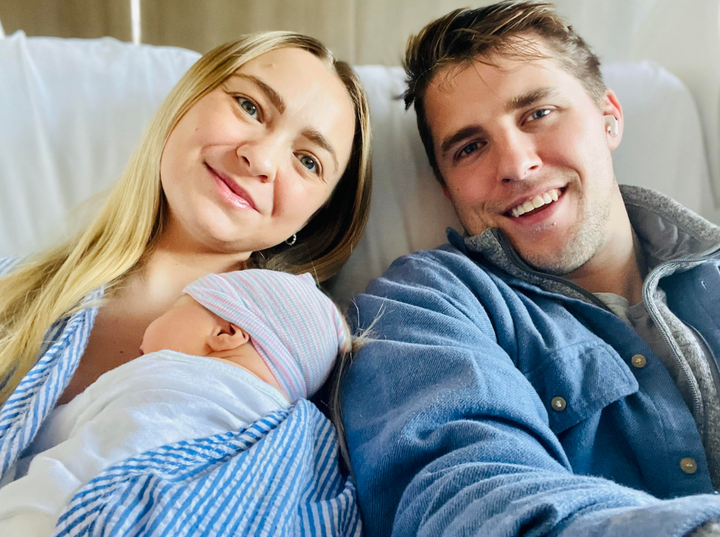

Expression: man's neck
xmin=566 ymin=225 xmax=646 ymax=305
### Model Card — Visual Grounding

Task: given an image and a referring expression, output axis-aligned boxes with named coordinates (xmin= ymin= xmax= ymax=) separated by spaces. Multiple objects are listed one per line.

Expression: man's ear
xmin=442 ymin=184 xmax=453 ymax=201
xmin=602 ymin=89 xmax=623 ymax=151
xmin=208 ymin=322 xmax=250 ymax=352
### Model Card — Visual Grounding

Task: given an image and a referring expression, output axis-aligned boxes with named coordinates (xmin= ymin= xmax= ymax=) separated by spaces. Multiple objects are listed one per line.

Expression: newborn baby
xmin=0 ymin=269 xmax=349 ymax=536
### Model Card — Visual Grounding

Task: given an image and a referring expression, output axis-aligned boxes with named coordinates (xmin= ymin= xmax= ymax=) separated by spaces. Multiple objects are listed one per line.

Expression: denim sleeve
xmin=340 ymin=249 xmax=720 ymax=537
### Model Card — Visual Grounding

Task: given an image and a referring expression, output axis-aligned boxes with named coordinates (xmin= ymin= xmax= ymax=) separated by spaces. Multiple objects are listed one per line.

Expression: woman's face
xmin=160 ymin=47 xmax=356 ymax=257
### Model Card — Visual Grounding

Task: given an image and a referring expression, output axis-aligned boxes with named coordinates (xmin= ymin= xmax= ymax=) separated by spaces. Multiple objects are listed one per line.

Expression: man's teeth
xmin=510 ymin=189 xmax=560 ymax=217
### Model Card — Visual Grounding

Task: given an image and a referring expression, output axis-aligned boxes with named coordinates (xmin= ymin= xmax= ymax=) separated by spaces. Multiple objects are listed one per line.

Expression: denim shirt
xmin=342 ymin=186 xmax=720 ymax=537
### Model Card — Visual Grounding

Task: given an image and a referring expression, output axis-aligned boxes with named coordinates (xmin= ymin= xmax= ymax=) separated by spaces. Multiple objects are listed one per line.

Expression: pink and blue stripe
xmin=185 ymin=270 xmax=349 ymax=402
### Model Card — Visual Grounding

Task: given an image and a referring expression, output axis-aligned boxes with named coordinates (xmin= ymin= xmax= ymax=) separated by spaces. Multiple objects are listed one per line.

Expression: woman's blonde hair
xmin=0 ymin=32 xmax=372 ymax=403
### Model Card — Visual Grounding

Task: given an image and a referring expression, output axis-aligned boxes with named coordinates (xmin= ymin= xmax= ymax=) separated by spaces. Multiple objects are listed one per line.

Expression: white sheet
xmin=0 ymin=350 xmax=288 ymax=536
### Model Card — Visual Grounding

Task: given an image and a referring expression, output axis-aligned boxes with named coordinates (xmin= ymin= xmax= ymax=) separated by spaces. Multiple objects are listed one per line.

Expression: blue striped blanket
xmin=51 ymin=399 xmax=362 ymax=536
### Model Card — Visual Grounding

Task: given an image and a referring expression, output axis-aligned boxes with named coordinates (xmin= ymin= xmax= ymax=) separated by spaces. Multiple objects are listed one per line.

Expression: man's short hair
xmin=403 ymin=1 xmax=607 ymax=183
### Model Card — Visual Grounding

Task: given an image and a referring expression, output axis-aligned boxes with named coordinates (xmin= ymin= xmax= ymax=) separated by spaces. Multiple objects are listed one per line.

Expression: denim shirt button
xmin=551 ymin=397 xmax=567 ymax=411
xmin=680 ymin=457 xmax=698 ymax=474
xmin=631 ymin=354 xmax=647 ymax=368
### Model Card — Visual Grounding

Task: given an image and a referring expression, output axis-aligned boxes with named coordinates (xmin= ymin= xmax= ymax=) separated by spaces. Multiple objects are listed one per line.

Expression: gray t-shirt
xmin=596 ymin=289 xmax=720 ymax=487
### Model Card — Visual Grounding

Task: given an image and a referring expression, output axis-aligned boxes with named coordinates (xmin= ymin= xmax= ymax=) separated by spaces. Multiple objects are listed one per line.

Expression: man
xmin=341 ymin=2 xmax=720 ymax=536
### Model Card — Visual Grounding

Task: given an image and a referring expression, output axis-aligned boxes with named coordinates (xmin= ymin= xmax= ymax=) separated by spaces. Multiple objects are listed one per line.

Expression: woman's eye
xmin=529 ymin=109 xmax=551 ymax=121
xmin=237 ymin=97 xmax=259 ymax=119
xmin=299 ymin=155 xmax=320 ymax=174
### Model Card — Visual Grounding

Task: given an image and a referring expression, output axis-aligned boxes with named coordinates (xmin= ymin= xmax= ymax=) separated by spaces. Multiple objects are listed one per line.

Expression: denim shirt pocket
xmin=524 ymin=341 xmax=639 ymax=434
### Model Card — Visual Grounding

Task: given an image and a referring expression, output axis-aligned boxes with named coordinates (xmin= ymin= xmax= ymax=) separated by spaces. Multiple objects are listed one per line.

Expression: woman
xmin=0 ymin=32 xmax=371 ymax=471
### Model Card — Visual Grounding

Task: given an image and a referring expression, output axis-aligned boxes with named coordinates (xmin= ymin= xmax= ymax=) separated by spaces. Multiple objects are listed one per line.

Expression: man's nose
xmin=236 ymin=136 xmax=281 ymax=183
xmin=494 ymin=130 xmax=541 ymax=184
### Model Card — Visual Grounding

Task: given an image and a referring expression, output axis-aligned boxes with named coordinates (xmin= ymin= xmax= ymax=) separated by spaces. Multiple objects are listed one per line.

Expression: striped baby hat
xmin=184 ymin=269 xmax=349 ymax=402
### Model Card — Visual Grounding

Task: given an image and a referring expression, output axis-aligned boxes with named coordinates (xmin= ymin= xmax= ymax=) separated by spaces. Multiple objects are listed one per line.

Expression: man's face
xmin=424 ymin=41 xmax=626 ymax=275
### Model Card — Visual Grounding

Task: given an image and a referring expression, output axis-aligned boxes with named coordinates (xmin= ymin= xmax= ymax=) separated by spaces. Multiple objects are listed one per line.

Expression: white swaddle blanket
xmin=0 ymin=349 xmax=289 ymax=536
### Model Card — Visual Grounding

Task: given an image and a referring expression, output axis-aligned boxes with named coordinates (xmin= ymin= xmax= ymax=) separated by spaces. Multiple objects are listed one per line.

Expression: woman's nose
xmin=236 ymin=137 xmax=280 ymax=183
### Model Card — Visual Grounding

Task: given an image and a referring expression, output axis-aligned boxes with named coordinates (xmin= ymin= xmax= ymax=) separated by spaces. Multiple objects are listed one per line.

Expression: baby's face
xmin=141 ymin=295 xmax=222 ymax=356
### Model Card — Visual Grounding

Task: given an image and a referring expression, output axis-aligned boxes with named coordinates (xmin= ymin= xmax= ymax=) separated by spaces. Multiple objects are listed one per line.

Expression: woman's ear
xmin=208 ymin=322 xmax=250 ymax=352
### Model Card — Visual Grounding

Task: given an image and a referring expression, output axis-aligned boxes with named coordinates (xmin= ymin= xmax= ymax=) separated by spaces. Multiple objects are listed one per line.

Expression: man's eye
xmin=237 ymin=97 xmax=258 ymax=119
xmin=460 ymin=142 xmax=479 ymax=157
xmin=529 ymin=109 xmax=551 ymax=121
xmin=299 ymin=155 xmax=319 ymax=174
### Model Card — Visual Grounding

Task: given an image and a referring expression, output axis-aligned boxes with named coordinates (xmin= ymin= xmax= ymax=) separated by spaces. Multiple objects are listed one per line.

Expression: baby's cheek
xmin=140 ymin=316 xmax=176 ymax=354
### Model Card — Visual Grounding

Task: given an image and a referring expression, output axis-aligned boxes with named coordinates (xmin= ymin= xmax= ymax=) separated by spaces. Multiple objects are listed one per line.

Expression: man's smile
xmin=507 ymin=187 xmax=563 ymax=218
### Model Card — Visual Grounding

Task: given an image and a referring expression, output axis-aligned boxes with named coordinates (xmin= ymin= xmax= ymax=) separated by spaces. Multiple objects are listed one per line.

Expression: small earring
xmin=285 ymin=234 xmax=297 ymax=246
xmin=604 ymin=115 xmax=619 ymax=138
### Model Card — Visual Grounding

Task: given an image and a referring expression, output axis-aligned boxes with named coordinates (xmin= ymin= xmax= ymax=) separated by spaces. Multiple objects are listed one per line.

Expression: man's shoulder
xmin=358 ymin=243 xmax=509 ymax=308
xmin=373 ymin=243 xmax=487 ymax=285
xmin=387 ymin=242 xmax=468 ymax=266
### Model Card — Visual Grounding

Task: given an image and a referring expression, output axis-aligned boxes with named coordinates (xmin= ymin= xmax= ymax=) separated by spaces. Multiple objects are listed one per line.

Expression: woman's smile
xmin=205 ymin=162 xmax=259 ymax=212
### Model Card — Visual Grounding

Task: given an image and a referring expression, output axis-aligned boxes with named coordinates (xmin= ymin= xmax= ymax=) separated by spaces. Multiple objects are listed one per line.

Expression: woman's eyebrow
xmin=228 ymin=73 xmax=286 ymax=113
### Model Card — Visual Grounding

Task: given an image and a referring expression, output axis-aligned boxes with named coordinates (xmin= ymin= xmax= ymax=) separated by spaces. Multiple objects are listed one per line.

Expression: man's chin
xmin=519 ymin=247 xmax=593 ymax=276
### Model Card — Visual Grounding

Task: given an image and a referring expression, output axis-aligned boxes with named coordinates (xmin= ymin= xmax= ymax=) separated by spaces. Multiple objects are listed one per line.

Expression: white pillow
xmin=0 ymin=32 xmax=200 ymax=256
xmin=605 ymin=61 xmax=714 ymax=220
xmin=328 ymin=66 xmax=461 ymax=306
